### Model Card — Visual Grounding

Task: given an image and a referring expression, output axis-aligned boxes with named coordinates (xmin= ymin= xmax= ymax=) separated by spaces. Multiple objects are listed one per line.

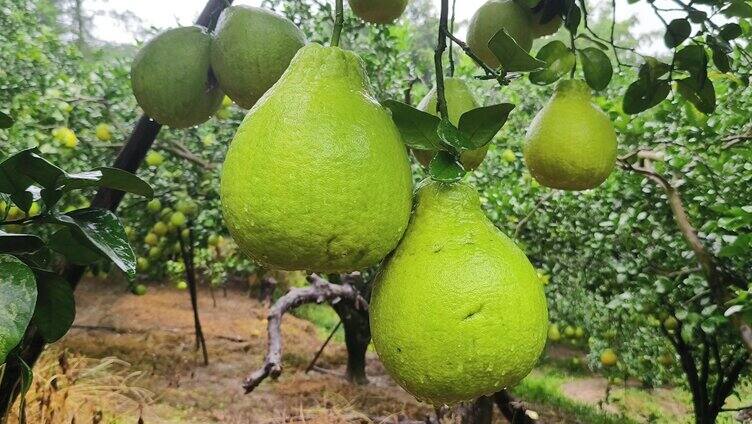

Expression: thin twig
xmin=305 ymin=320 xmax=342 ymax=373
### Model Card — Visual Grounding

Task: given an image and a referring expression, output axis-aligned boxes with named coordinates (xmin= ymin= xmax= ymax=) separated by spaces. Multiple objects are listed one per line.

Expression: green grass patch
xmin=512 ymin=369 xmax=636 ymax=424
xmin=290 ymin=303 xmax=344 ymax=341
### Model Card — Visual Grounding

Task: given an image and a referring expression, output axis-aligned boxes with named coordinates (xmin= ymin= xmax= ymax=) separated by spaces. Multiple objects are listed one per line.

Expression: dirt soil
xmin=12 ymin=278 xmax=683 ymax=423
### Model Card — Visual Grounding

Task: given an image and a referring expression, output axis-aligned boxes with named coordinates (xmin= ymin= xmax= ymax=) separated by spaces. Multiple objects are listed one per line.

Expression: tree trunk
xmin=456 ymin=396 xmax=493 ymax=424
xmin=331 ymin=299 xmax=370 ymax=384
xmin=74 ymin=0 xmax=86 ymax=49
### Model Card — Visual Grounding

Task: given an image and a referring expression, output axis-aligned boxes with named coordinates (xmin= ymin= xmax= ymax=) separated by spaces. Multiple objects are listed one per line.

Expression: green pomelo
xmin=467 ymin=0 xmax=534 ymax=68
xmin=220 ymin=44 xmax=413 ymax=273
xmin=370 ymin=180 xmax=548 ymax=405
xmin=413 ymin=78 xmax=489 ymax=171
xmin=347 ymin=0 xmax=409 ymax=24
xmin=524 ymin=80 xmax=617 ymax=190
xmin=211 ymin=6 xmax=306 ymax=109
xmin=131 ymin=26 xmax=223 ymax=128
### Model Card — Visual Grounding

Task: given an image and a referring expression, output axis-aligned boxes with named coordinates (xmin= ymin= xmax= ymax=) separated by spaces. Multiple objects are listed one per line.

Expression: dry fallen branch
xmin=242 ymin=273 xmax=367 ymax=393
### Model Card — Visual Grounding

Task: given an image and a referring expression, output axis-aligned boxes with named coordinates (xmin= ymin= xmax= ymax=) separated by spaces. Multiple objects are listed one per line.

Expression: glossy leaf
xmin=31 ymin=269 xmax=75 ymax=343
xmin=0 ymin=254 xmax=37 ymax=364
xmin=52 ymin=208 xmax=136 ymax=279
xmin=579 ymin=47 xmax=613 ymax=90
xmin=57 ymin=167 xmax=153 ymax=198
xmin=529 ymin=40 xmax=575 ymax=85
xmin=458 ymin=103 xmax=515 ymax=149
xmin=429 ymin=151 xmax=465 ymax=183
xmin=0 ymin=231 xmax=44 ymax=254
xmin=436 ymin=119 xmax=469 ymax=151
xmin=48 ymin=228 xmax=103 ymax=265
xmin=488 ymin=29 xmax=546 ymax=72
xmin=0 ymin=148 xmax=64 ymax=194
xmin=383 ymin=100 xmax=442 ymax=150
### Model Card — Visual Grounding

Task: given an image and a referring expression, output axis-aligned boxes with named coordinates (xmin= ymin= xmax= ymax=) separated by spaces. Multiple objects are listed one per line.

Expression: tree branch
xmin=242 ymin=273 xmax=367 ymax=393
xmin=164 ymin=141 xmax=216 ymax=170
xmin=619 ymin=155 xmax=752 ymax=353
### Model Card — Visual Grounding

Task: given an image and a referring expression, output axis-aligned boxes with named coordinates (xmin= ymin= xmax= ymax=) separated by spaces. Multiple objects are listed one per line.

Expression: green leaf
xmin=529 ymin=40 xmax=576 ymax=85
xmin=688 ymin=10 xmax=708 ymax=23
xmin=579 ymin=47 xmax=613 ymax=90
xmin=17 ymin=355 xmax=32 ymax=424
xmin=52 ymin=209 xmax=136 ymax=279
xmin=622 ymin=79 xmax=671 ymax=114
xmin=575 ymin=34 xmax=609 ymax=50
xmin=563 ymin=2 xmax=581 ymax=33
xmin=676 ymin=77 xmax=716 ymax=114
xmin=639 ymin=57 xmax=671 ymax=83
xmin=711 ymin=45 xmax=732 ymax=73
xmin=0 ymin=255 xmax=37 ymax=364
xmin=664 ymin=18 xmax=691 ymax=48
xmin=436 ymin=119 xmax=469 ymax=151
xmin=458 ymin=103 xmax=515 ymax=149
xmin=57 ymin=167 xmax=153 ymax=198
xmin=0 ymin=149 xmax=64 ymax=194
xmin=722 ymin=1 xmax=752 ymax=18
xmin=675 ymin=45 xmax=708 ymax=86
xmin=429 ymin=151 xmax=465 ymax=182
xmin=0 ymin=231 xmax=44 ymax=254
xmin=719 ymin=23 xmax=743 ymax=41
xmin=48 ymin=228 xmax=104 ymax=265
xmin=488 ymin=29 xmax=546 ymax=72
xmin=383 ymin=100 xmax=442 ymax=150
xmin=0 ymin=111 xmax=13 ymax=129
xmin=31 ymin=269 xmax=75 ymax=343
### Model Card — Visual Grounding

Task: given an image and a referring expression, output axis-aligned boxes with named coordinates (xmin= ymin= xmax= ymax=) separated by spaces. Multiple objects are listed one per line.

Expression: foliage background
xmin=1 ymin=0 xmax=750 ymax=413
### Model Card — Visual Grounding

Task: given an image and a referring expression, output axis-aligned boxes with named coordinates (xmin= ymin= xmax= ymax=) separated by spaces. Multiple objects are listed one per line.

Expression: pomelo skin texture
xmin=220 ymin=44 xmax=413 ymax=273
xmin=131 ymin=26 xmax=223 ymax=128
xmin=348 ymin=0 xmax=409 ymax=24
xmin=211 ymin=6 xmax=306 ymax=109
xmin=467 ymin=0 xmax=534 ymax=68
xmin=523 ymin=80 xmax=617 ymax=191
xmin=414 ymin=78 xmax=489 ymax=171
xmin=370 ymin=180 xmax=548 ymax=405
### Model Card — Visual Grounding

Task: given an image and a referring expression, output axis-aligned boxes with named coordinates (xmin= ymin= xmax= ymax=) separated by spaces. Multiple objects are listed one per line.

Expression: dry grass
xmin=8 ymin=349 xmax=153 ymax=423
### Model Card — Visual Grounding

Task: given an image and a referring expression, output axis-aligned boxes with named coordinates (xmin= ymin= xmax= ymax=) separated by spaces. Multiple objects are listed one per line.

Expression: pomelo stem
xmin=331 ymin=0 xmax=344 ymax=47
xmin=434 ymin=0 xmax=449 ymax=120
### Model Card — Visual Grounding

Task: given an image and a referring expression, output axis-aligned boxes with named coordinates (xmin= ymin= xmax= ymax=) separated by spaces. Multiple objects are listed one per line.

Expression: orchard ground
xmin=11 ymin=276 xmax=749 ymax=424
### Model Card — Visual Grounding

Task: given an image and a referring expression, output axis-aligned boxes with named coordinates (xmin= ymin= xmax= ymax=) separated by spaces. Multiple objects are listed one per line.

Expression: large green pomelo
xmin=211 ymin=6 xmax=306 ymax=110
xmin=413 ymin=78 xmax=488 ymax=171
xmin=348 ymin=0 xmax=410 ymax=24
xmin=467 ymin=0 xmax=534 ymax=68
xmin=220 ymin=44 xmax=413 ymax=273
xmin=131 ymin=26 xmax=223 ymax=128
xmin=523 ymin=80 xmax=617 ymax=190
xmin=370 ymin=180 xmax=548 ymax=405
